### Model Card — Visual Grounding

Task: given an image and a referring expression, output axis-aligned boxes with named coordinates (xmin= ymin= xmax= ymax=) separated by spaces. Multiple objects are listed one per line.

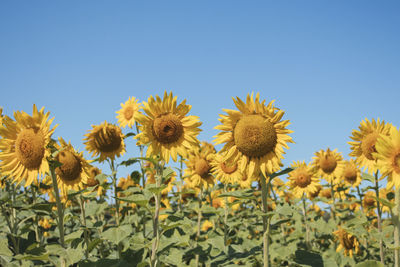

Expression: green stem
xmin=356 ymin=186 xmax=364 ymax=212
xmin=330 ymin=182 xmax=337 ymax=222
xmin=150 ymin=163 xmax=162 ymax=267
xmin=260 ymin=176 xmax=270 ymax=267
xmin=394 ymin=187 xmax=400 ymax=267
xmin=223 ymin=184 xmax=229 ymax=252
xmin=79 ymin=196 xmax=89 ymax=259
xmin=179 ymin=156 xmax=184 ymax=214
xmin=374 ymin=171 xmax=384 ymax=264
xmin=111 ymin=160 xmax=120 ymax=226
xmin=50 ymin=166 xmax=65 ymax=248
xmin=302 ymin=196 xmax=310 ymax=249
xmin=195 ymin=188 xmax=203 ymax=267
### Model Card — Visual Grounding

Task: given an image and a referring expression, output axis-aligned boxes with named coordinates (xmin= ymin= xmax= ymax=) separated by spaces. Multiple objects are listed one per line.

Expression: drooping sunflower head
xmin=307 ymin=183 xmax=322 ymax=200
xmin=349 ymin=118 xmax=392 ymax=174
xmin=379 ymin=187 xmax=394 ymax=214
xmin=54 ymin=137 xmax=90 ymax=197
xmin=184 ymin=143 xmax=215 ymax=189
xmin=333 ymin=227 xmax=360 ymax=258
xmin=214 ymin=92 xmax=294 ymax=180
xmin=363 ymin=190 xmax=376 ymax=209
xmin=341 ymin=159 xmax=362 ymax=187
xmin=311 ymin=148 xmax=344 ymax=183
xmin=135 ymin=91 xmax=202 ymax=163
xmin=320 ymin=188 xmax=332 ymax=200
xmin=84 ymin=121 xmax=125 ymax=162
xmin=287 ymin=161 xmax=320 ymax=199
xmin=210 ymin=152 xmax=242 ymax=185
xmin=116 ymin=96 xmax=142 ymax=129
xmin=373 ymin=125 xmax=400 ymax=189
xmin=0 ymin=105 xmax=57 ymax=187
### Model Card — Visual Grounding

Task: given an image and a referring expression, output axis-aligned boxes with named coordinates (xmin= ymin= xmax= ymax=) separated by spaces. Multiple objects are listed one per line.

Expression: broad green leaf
xmin=294 ymin=250 xmax=323 ymax=266
xmin=362 ymin=172 xmax=375 ymax=183
xmin=101 ymin=225 xmax=131 ymax=245
xmin=269 ymin=168 xmax=293 ymax=179
xmin=355 ymin=260 xmax=385 ymax=267
xmin=64 ymin=229 xmax=83 ymax=243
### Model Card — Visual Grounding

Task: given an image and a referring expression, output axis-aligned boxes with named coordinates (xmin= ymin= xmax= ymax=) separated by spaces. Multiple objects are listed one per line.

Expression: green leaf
xmin=101 ymin=225 xmax=131 ymax=245
xmin=218 ymin=189 xmax=255 ymax=199
xmin=355 ymin=260 xmax=385 ymax=267
xmin=294 ymin=250 xmax=323 ymax=267
xmin=146 ymin=184 xmax=167 ymax=195
xmin=371 ymin=196 xmax=394 ymax=209
xmin=362 ymin=172 xmax=375 ymax=183
xmin=120 ymin=158 xmax=139 ymax=167
xmin=14 ymin=253 xmax=49 ymax=261
xmin=88 ymin=238 xmax=102 ymax=253
xmin=269 ymin=168 xmax=293 ymax=179
xmin=27 ymin=203 xmax=55 ymax=213
xmin=95 ymin=173 xmax=109 ymax=184
xmin=64 ymin=229 xmax=83 ymax=243
xmin=163 ymin=167 xmax=175 ymax=179
xmin=0 ymin=238 xmax=12 ymax=257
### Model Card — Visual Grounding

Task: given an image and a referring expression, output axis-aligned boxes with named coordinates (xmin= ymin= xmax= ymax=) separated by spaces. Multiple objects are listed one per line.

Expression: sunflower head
xmin=341 ymin=159 xmax=361 ymax=187
xmin=184 ymin=143 xmax=215 ymax=189
xmin=210 ymin=152 xmax=242 ymax=185
xmin=54 ymin=138 xmax=90 ymax=198
xmin=374 ymin=126 xmax=400 ymax=189
xmin=320 ymin=188 xmax=332 ymax=199
xmin=287 ymin=161 xmax=320 ymax=198
xmin=363 ymin=191 xmax=376 ymax=209
xmin=116 ymin=97 xmax=142 ymax=128
xmin=333 ymin=228 xmax=360 ymax=258
xmin=201 ymin=220 xmax=213 ymax=232
xmin=311 ymin=148 xmax=344 ymax=183
xmin=0 ymin=105 xmax=57 ymax=187
xmin=214 ymin=92 xmax=293 ymax=179
xmin=349 ymin=118 xmax=392 ymax=174
xmin=135 ymin=91 xmax=202 ymax=163
xmin=84 ymin=121 xmax=125 ymax=162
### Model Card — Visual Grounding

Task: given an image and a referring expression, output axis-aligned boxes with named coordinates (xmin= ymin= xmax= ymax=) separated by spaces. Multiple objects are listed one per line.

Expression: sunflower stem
xmin=302 ymin=195 xmax=311 ymax=249
xmin=150 ymin=163 xmax=162 ymax=267
xmin=31 ymin=185 xmax=42 ymax=245
xmin=178 ymin=155 xmax=184 ymax=214
xmin=356 ymin=186 xmax=364 ymax=212
xmin=260 ymin=176 xmax=270 ymax=267
xmin=330 ymin=181 xmax=337 ymax=222
xmin=78 ymin=196 xmax=89 ymax=259
xmin=195 ymin=188 xmax=203 ymax=267
xmin=394 ymin=187 xmax=400 ymax=267
xmin=49 ymin=166 xmax=65 ymax=248
xmin=223 ymin=184 xmax=229 ymax=252
xmin=373 ymin=171 xmax=385 ymax=264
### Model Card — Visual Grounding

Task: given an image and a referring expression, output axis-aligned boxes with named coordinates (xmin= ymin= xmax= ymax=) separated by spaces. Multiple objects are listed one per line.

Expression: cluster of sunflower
xmin=0 ymin=92 xmax=399 ymax=266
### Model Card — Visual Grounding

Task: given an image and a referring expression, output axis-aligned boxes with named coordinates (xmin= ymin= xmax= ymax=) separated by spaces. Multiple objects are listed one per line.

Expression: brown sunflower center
xmin=194 ymin=158 xmax=210 ymax=178
xmin=294 ymin=170 xmax=312 ymax=188
xmin=152 ymin=113 xmax=183 ymax=144
xmin=321 ymin=189 xmax=332 ymax=199
xmin=364 ymin=194 xmax=375 ymax=207
xmin=361 ymin=132 xmax=379 ymax=160
xmin=96 ymin=126 xmax=122 ymax=152
xmin=56 ymin=151 xmax=82 ymax=182
xmin=234 ymin=115 xmax=277 ymax=158
xmin=15 ymin=128 xmax=45 ymax=169
xmin=344 ymin=164 xmax=358 ymax=184
xmin=86 ymin=177 xmax=99 ymax=187
xmin=220 ymin=161 xmax=237 ymax=174
xmin=319 ymin=154 xmax=337 ymax=174
xmin=123 ymin=106 xmax=134 ymax=120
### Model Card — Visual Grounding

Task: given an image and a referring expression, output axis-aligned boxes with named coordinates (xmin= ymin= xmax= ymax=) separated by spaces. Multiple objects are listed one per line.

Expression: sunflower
xmin=210 ymin=152 xmax=242 ymax=185
xmin=287 ymin=161 xmax=320 ymax=199
xmin=85 ymin=166 xmax=105 ymax=197
xmin=184 ymin=142 xmax=215 ymax=189
xmin=380 ymin=187 xmax=394 ymax=214
xmin=135 ymin=91 xmax=202 ymax=163
xmin=349 ymin=118 xmax=392 ymax=174
xmin=237 ymin=172 xmax=255 ymax=189
xmin=333 ymin=227 xmax=361 ymax=258
xmin=374 ymin=125 xmax=400 ymax=189
xmin=320 ymin=188 xmax=332 ymax=200
xmin=201 ymin=220 xmax=213 ymax=232
xmin=341 ymin=159 xmax=362 ymax=188
xmin=84 ymin=121 xmax=125 ymax=162
xmin=307 ymin=184 xmax=322 ymax=200
xmin=362 ymin=191 xmax=376 ymax=210
xmin=311 ymin=148 xmax=344 ymax=184
xmin=0 ymin=105 xmax=57 ymax=187
xmin=53 ymin=137 xmax=91 ymax=199
xmin=214 ymin=92 xmax=293 ymax=180
xmin=116 ymin=97 xmax=142 ymax=128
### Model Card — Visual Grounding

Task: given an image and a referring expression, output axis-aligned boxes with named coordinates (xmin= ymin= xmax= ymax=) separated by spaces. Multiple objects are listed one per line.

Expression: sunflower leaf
xmin=269 ymin=168 xmax=293 ymax=180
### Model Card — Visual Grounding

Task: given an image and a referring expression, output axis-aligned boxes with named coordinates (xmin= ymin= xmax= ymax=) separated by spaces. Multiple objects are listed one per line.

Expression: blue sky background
xmin=1 ymin=1 xmax=399 ymax=180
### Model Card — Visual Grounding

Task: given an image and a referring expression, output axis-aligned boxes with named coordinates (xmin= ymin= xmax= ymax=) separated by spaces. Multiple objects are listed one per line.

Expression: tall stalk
xmin=150 ymin=163 xmax=162 ymax=267
xmin=78 ymin=196 xmax=89 ymax=259
xmin=223 ymin=184 xmax=229 ymax=252
xmin=49 ymin=166 xmax=65 ymax=248
xmin=394 ymin=188 xmax=400 ymax=267
xmin=302 ymin=196 xmax=310 ymax=249
xmin=260 ymin=176 xmax=270 ymax=267
xmin=373 ymin=171 xmax=384 ymax=264
xmin=195 ymin=188 xmax=203 ymax=267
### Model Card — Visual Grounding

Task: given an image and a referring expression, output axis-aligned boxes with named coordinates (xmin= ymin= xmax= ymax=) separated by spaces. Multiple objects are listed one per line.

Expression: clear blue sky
xmin=1 ymin=1 xmax=399 ymax=178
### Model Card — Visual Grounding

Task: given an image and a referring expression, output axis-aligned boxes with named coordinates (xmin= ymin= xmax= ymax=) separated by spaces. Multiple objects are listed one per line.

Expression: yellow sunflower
xmin=307 ymin=184 xmax=322 ymax=200
xmin=341 ymin=159 xmax=362 ymax=188
xmin=85 ymin=166 xmax=105 ymax=197
xmin=116 ymin=96 xmax=142 ymax=128
xmin=311 ymin=148 xmax=344 ymax=183
xmin=362 ymin=191 xmax=376 ymax=210
xmin=201 ymin=220 xmax=213 ymax=232
xmin=287 ymin=161 xmax=320 ymax=199
xmin=53 ymin=137 xmax=91 ymax=199
xmin=184 ymin=142 xmax=215 ymax=189
xmin=374 ymin=125 xmax=400 ymax=189
xmin=0 ymin=105 xmax=57 ymax=187
xmin=349 ymin=118 xmax=392 ymax=174
xmin=135 ymin=91 xmax=202 ymax=163
xmin=333 ymin=227 xmax=361 ymax=258
xmin=379 ymin=187 xmax=394 ymax=214
xmin=210 ymin=152 xmax=242 ymax=185
xmin=84 ymin=121 xmax=125 ymax=162
xmin=214 ymin=92 xmax=293 ymax=179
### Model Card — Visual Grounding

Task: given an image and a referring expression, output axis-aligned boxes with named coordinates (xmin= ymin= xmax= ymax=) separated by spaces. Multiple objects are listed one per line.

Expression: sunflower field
xmin=0 ymin=92 xmax=399 ymax=267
